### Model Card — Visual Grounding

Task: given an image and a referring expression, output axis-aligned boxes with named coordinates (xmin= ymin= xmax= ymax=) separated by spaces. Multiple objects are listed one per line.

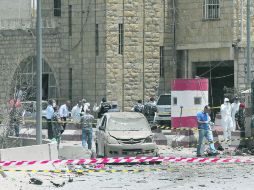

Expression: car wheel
xmin=42 ymin=117 xmax=48 ymax=129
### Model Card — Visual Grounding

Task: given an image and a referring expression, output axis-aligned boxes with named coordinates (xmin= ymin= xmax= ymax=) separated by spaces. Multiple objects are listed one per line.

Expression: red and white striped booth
xmin=171 ymin=78 xmax=209 ymax=128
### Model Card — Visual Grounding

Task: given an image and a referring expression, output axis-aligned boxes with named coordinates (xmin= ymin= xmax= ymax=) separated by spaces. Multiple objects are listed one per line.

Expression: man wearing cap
xmin=231 ymin=97 xmax=240 ymax=131
xmin=220 ymin=98 xmax=233 ymax=141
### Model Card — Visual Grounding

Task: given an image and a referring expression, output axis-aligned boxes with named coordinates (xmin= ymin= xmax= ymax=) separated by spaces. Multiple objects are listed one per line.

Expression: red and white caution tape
xmin=0 ymin=156 xmax=253 ymax=167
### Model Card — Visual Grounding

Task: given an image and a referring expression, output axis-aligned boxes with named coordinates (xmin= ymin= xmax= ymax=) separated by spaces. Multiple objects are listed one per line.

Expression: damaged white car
xmin=95 ymin=112 xmax=158 ymax=157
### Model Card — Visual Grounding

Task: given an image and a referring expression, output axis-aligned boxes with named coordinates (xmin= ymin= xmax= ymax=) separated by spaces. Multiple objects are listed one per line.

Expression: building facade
xmin=168 ymin=0 xmax=254 ymax=108
xmin=0 ymin=0 xmax=253 ymax=111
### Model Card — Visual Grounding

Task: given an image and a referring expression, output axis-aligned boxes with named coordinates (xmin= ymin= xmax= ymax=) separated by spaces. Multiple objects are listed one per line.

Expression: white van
xmin=154 ymin=94 xmax=171 ymax=125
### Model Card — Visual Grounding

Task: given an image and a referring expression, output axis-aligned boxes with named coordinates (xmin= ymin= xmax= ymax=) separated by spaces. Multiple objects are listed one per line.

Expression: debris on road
xmin=29 ymin=177 xmax=43 ymax=185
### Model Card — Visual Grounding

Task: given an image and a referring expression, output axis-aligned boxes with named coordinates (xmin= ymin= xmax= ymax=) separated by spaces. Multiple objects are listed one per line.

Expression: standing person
xmin=196 ymin=105 xmax=218 ymax=157
xmin=46 ymin=99 xmax=54 ymax=139
xmin=80 ymin=109 xmax=94 ymax=149
xmin=71 ymin=100 xmax=82 ymax=127
xmin=132 ymin=100 xmax=144 ymax=113
xmin=221 ymin=98 xmax=233 ymax=141
xmin=108 ymin=102 xmax=120 ymax=112
xmin=81 ymin=99 xmax=89 ymax=112
xmin=52 ymin=106 xmax=63 ymax=148
xmin=231 ymin=97 xmax=240 ymax=131
xmin=9 ymin=104 xmax=23 ymax=137
xmin=93 ymin=97 xmax=111 ymax=118
xmin=59 ymin=100 xmax=71 ymax=134
xmin=235 ymin=103 xmax=246 ymax=139
xmin=144 ymin=97 xmax=157 ymax=123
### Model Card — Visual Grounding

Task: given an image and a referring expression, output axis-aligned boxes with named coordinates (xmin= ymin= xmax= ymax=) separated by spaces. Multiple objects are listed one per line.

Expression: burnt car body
xmin=95 ymin=112 xmax=158 ymax=157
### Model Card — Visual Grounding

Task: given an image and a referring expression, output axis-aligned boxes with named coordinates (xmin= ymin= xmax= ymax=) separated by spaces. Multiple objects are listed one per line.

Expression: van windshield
xmin=157 ymin=95 xmax=171 ymax=105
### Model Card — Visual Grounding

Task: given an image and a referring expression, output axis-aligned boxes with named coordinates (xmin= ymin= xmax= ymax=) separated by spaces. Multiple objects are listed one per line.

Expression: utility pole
xmin=247 ymin=0 xmax=251 ymax=87
xmin=36 ymin=0 xmax=42 ymax=144
xmin=81 ymin=0 xmax=84 ymax=98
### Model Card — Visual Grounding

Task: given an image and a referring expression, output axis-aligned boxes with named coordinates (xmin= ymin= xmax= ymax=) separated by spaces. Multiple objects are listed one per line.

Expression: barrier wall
xmin=171 ymin=78 xmax=209 ymax=128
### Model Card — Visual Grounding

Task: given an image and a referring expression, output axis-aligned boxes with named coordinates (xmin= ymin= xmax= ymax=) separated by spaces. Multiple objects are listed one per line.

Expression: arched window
xmin=12 ymin=56 xmax=57 ymax=101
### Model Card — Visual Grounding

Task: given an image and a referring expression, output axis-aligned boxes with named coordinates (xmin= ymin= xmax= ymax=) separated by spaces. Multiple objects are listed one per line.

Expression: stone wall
xmin=176 ymin=0 xmax=234 ymax=46
xmin=0 ymin=29 xmax=63 ymax=103
xmin=158 ymin=0 xmax=176 ymax=94
xmin=58 ymin=0 xmax=106 ymax=104
xmin=233 ymin=0 xmax=254 ymax=47
xmin=105 ymin=0 xmax=162 ymax=110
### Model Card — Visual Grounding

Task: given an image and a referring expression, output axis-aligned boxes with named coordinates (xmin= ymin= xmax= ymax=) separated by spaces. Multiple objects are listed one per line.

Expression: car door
xmin=97 ymin=116 xmax=107 ymax=155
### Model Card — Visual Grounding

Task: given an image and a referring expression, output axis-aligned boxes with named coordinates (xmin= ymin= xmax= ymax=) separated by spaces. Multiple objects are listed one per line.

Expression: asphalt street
xmin=1 ymin=146 xmax=254 ymax=190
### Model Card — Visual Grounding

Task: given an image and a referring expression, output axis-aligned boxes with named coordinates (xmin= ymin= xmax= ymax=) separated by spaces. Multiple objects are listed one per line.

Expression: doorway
xmin=194 ymin=61 xmax=234 ymax=119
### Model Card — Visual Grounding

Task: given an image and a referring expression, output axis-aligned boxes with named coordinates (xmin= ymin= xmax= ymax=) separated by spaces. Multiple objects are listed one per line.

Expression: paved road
xmin=1 ymin=146 xmax=254 ymax=190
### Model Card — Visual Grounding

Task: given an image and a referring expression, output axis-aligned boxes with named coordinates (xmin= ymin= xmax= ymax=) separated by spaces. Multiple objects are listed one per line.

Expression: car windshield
xmin=157 ymin=95 xmax=171 ymax=105
xmin=107 ymin=116 xmax=150 ymax=131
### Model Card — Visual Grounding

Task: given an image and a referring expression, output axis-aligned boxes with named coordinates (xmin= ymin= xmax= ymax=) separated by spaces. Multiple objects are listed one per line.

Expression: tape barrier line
xmin=0 ymin=167 xmax=176 ymax=174
xmin=1 ymin=156 xmax=253 ymax=167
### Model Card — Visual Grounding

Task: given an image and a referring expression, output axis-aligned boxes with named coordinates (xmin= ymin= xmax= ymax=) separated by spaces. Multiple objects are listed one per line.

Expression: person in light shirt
xmin=71 ymin=100 xmax=82 ymax=125
xmin=46 ymin=99 xmax=54 ymax=139
xmin=196 ymin=105 xmax=218 ymax=157
xmin=59 ymin=100 xmax=71 ymax=134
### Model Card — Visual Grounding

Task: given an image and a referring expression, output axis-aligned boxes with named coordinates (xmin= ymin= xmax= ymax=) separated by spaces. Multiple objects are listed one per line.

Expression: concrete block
xmin=58 ymin=145 xmax=92 ymax=159
xmin=0 ymin=143 xmax=58 ymax=161
xmin=153 ymin=133 xmax=167 ymax=145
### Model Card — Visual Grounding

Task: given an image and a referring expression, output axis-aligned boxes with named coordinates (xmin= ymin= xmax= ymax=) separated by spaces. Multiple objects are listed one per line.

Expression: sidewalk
xmin=19 ymin=123 xmax=243 ymax=149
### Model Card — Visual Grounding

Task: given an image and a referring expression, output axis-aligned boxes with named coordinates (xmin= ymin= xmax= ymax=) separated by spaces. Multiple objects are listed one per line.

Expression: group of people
xmin=196 ymin=96 xmax=246 ymax=157
xmin=131 ymin=97 xmax=157 ymax=122
xmin=45 ymin=97 xmax=119 ymax=150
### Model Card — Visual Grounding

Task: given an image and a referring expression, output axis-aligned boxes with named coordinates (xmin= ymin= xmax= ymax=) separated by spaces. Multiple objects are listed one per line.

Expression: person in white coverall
xmin=231 ymin=97 xmax=240 ymax=131
xmin=220 ymin=98 xmax=233 ymax=141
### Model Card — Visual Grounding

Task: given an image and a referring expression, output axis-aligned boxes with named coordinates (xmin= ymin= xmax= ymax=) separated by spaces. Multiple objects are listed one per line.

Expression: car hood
xmin=108 ymin=131 xmax=152 ymax=139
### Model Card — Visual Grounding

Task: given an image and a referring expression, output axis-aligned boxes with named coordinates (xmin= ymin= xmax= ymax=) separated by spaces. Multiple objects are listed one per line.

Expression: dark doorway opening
xmin=195 ymin=61 xmax=234 ymax=120
xmin=42 ymin=74 xmax=49 ymax=100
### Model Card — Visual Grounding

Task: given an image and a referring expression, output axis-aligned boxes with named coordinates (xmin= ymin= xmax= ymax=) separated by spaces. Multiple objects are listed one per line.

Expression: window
xmin=173 ymin=97 xmax=177 ymax=105
xmin=54 ymin=0 xmax=61 ymax=17
xmin=96 ymin=24 xmax=99 ymax=55
xmin=119 ymin=24 xmax=124 ymax=54
xmin=160 ymin=46 xmax=164 ymax=77
xmin=194 ymin=97 xmax=202 ymax=105
xmin=68 ymin=5 xmax=72 ymax=36
xmin=203 ymin=0 xmax=220 ymax=20
xmin=157 ymin=95 xmax=171 ymax=105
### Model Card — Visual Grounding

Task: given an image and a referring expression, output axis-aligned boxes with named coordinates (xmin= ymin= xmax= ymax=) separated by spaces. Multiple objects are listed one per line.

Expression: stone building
xmin=0 ymin=0 xmax=166 ymax=111
xmin=0 ymin=0 xmax=253 ymax=111
xmin=167 ymin=0 xmax=254 ymax=108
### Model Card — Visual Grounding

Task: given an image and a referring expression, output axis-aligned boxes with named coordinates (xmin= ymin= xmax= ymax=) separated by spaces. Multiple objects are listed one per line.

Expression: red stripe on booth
xmin=171 ymin=79 xmax=208 ymax=91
